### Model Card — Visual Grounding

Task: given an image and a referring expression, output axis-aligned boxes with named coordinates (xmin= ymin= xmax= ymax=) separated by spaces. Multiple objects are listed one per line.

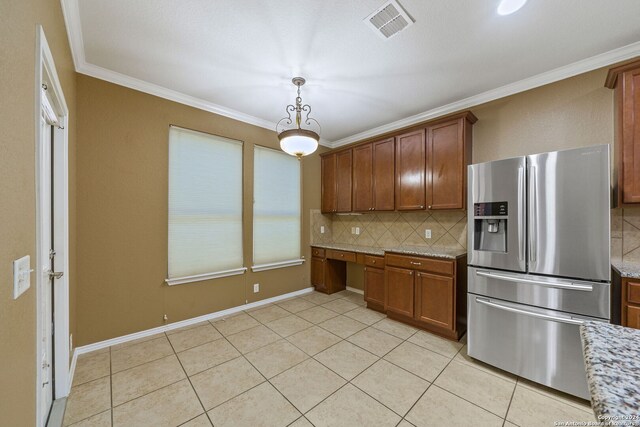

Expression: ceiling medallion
xmin=276 ymin=77 xmax=321 ymax=159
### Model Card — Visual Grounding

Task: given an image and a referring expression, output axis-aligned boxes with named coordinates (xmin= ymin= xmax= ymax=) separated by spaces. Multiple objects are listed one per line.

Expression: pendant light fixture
xmin=276 ymin=77 xmax=321 ymax=159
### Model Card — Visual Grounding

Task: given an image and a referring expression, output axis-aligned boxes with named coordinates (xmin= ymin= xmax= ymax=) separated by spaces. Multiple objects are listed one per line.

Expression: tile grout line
xmin=165 ymin=331 xmax=211 ymax=425
xmin=502 ymin=377 xmax=519 ymax=427
xmin=220 ymin=330 xmax=308 ymax=422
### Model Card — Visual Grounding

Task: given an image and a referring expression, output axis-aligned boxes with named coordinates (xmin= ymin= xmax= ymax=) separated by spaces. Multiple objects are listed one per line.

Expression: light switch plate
xmin=425 ymin=229 xmax=432 ymax=239
xmin=320 ymin=226 xmax=325 ymax=234
xmin=355 ymin=227 xmax=360 ymax=235
xmin=253 ymin=283 xmax=259 ymax=293
xmin=13 ymin=255 xmax=31 ymax=300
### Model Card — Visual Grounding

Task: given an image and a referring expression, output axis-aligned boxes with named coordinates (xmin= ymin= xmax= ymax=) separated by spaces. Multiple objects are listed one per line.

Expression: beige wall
xmin=0 ymin=2 xmax=77 ymax=425
xmin=75 ymin=75 xmax=327 ymax=345
xmin=472 ymin=67 xmax=613 ymax=163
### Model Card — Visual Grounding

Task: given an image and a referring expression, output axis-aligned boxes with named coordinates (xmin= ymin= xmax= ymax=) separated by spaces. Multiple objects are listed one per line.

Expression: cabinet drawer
xmin=311 ymin=247 xmax=326 ymax=258
xmin=326 ymin=249 xmax=357 ymax=263
xmin=385 ymin=253 xmax=454 ymax=275
xmin=627 ymin=281 xmax=640 ymax=305
xmin=364 ymin=255 xmax=385 ymax=268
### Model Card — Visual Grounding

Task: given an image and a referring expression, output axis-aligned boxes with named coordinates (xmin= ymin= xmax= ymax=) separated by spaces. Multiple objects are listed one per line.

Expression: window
xmin=252 ymin=146 xmax=302 ymax=271
xmin=167 ymin=126 xmax=244 ymax=285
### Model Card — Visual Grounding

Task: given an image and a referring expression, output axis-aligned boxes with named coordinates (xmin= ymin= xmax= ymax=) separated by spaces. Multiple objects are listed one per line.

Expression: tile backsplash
xmin=611 ymin=207 xmax=640 ymax=264
xmin=310 ymin=209 xmax=467 ymax=251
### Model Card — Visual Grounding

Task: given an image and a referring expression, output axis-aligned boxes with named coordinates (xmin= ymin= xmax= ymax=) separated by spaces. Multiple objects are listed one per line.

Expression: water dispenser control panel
xmin=474 ymin=202 xmax=508 ymax=217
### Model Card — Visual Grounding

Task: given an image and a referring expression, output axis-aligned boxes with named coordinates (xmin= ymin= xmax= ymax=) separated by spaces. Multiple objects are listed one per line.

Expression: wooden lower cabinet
xmin=385 ymin=267 xmax=415 ymax=318
xmin=311 ymin=257 xmax=326 ymax=292
xmin=415 ymin=272 xmax=454 ymax=330
xmin=385 ymin=253 xmax=466 ymax=340
xmin=627 ymin=306 xmax=640 ymax=329
xmin=364 ymin=267 xmax=385 ymax=310
xmin=310 ymin=247 xmax=347 ymax=294
xmin=621 ymin=278 xmax=640 ymax=330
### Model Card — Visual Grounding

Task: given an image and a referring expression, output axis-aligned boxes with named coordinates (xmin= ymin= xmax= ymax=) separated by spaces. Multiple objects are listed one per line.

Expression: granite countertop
xmin=310 ymin=243 xmax=466 ymax=259
xmin=580 ymin=321 xmax=640 ymax=424
xmin=612 ymin=261 xmax=640 ymax=279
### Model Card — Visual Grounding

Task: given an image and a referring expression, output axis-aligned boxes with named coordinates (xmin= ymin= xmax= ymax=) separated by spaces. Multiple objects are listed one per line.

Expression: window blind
xmin=168 ymin=126 xmax=243 ymax=282
xmin=253 ymin=146 xmax=301 ymax=267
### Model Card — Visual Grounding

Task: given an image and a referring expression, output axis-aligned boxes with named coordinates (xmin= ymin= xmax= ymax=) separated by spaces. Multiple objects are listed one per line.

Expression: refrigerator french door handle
xmin=475 ymin=270 xmax=593 ymax=291
xmin=528 ymin=165 xmax=537 ymax=264
xmin=475 ymin=297 xmax=585 ymax=325
xmin=518 ymin=166 xmax=525 ymax=261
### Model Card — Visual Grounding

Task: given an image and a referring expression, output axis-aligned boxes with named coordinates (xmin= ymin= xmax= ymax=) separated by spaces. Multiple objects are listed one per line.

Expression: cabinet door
xmin=336 ymin=150 xmax=353 ymax=212
xmin=353 ymin=144 xmax=373 ymax=212
xmin=385 ymin=266 xmax=415 ymax=318
xmin=373 ymin=138 xmax=395 ymax=211
xmin=621 ymin=68 xmax=640 ymax=203
xmin=364 ymin=267 xmax=385 ymax=307
xmin=395 ymin=130 xmax=426 ymax=210
xmin=627 ymin=305 xmax=640 ymax=329
xmin=415 ymin=272 xmax=454 ymax=330
xmin=427 ymin=119 xmax=465 ymax=210
xmin=311 ymin=257 xmax=326 ymax=292
xmin=321 ymin=154 xmax=336 ymax=213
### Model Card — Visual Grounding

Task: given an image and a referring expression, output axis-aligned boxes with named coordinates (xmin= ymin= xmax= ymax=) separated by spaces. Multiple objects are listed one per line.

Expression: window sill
xmin=251 ymin=259 xmax=305 ymax=273
xmin=165 ymin=267 xmax=247 ymax=286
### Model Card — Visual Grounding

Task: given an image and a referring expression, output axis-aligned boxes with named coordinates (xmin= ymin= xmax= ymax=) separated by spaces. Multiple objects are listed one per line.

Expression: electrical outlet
xmin=355 ymin=227 xmax=360 ymax=235
xmin=351 ymin=227 xmax=355 ymax=234
xmin=163 ymin=314 xmax=168 ymax=321
xmin=320 ymin=225 xmax=325 ymax=234
xmin=253 ymin=283 xmax=260 ymax=293
xmin=425 ymin=229 xmax=432 ymax=239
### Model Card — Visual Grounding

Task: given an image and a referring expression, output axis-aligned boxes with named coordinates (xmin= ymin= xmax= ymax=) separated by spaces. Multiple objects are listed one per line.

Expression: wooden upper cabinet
xmin=321 ymin=150 xmax=352 ymax=213
xmin=321 ymin=154 xmax=337 ymax=213
xmin=353 ymin=138 xmax=395 ymax=212
xmin=606 ymin=60 xmax=640 ymax=204
xmin=372 ymin=138 xmax=395 ymax=210
xmin=426 ymin=118 xmax=472 ymax=210
xmin=353 ymin=144 xmax=373 ymax=212
xmin=395 ymin=130 xmax=426 ymax=210
xmin=336 ymin=150 xmax=352 ymax=212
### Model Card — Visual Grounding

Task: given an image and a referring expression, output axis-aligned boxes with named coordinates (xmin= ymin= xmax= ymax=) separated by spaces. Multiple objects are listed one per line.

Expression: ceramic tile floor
xmin=64 ymin=290 xmax=597 ymax=427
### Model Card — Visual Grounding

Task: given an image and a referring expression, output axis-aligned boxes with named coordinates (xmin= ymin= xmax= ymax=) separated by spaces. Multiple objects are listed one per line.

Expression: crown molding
xmin=329 ymin=41 xmax=640 ymax=148
xmin=61 ymin=0 xmax=639 ymax=150
xmin=60 ymin=0 xmax=333 ymax=148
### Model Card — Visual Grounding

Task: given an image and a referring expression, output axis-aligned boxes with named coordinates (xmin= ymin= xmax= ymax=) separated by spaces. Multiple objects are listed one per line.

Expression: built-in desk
xmin=310 ymin=244 xmax=467 ymax=340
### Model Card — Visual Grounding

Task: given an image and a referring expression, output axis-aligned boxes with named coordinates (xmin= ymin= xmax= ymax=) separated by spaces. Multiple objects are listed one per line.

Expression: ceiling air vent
xmin=364 ymin=0 xmax=414 ymax=40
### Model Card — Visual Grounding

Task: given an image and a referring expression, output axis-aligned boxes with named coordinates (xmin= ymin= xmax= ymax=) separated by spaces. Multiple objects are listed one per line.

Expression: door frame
xmin=35 ymin=25 xmax=71 ymax=425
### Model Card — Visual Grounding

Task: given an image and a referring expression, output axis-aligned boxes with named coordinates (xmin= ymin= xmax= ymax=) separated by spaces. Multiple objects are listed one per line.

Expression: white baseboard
xmin=71 ymin=286 xmax=315 ymax=366
xmin=346 ymin=286 xmax=364 ymax=295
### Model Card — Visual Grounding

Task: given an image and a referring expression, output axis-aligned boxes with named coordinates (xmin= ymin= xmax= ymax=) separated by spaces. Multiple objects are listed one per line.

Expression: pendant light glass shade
xmin=276 ymin=77 xmax=321 ymax=159
xmin=278 ymin=129 xmax=319 ymax=159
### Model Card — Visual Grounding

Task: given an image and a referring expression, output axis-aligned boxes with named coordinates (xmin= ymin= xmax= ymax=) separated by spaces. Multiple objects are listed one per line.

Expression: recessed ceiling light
xmin=497 ymin=0 xmax=527 ymax=15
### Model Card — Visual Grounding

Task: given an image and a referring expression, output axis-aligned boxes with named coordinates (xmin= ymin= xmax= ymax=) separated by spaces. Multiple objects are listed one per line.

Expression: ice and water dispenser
xmin=473 ymin=202 xmax=508 ymax=253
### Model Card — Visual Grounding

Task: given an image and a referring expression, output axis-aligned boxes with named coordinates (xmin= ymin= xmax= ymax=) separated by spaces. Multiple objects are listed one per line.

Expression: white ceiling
xmin=65 ymin=0 xmax=640 ymax=145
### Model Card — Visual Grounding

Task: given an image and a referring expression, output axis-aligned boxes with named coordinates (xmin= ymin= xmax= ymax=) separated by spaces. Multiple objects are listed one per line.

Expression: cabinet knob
xmin=372 ymin=208 xmax=375 ymax=211
xmin=428 ymin=205 xmax=432 ymax=209
xmin=372 ymin=260 xmax=376 ymax=264
xmin=410 ymin=271 xmax=413 ymax=275
xmin=364 ymin=267 xmax=367 ymax=271
xmin=420 ymin=205 xmax=424 ymax=209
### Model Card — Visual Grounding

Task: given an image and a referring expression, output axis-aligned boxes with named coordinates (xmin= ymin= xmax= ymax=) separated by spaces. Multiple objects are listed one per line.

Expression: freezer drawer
xmin=468 ymin=267 xmax=610 ymax=319
xmin=468 ymin=294 xmax=604 ymax=399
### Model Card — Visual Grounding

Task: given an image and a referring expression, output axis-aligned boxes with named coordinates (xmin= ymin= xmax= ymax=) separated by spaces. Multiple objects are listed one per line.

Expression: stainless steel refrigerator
xmin=467 ymin=144 xmax=610 ymax=399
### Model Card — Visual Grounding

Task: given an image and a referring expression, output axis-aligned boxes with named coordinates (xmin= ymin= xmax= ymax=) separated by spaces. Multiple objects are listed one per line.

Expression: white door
xmin=39 ymin=113 xmax=54 ymax=425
